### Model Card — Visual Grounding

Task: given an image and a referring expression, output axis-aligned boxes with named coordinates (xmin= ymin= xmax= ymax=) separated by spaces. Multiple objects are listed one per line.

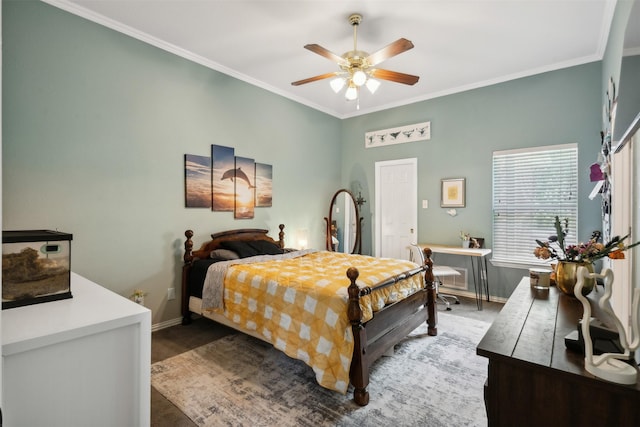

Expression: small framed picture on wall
xmin=441 ymin=178 xmax=466 ymax=208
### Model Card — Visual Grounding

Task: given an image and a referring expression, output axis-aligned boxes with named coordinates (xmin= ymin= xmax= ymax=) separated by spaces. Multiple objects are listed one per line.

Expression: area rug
xmin=151 ymin=312 xmax=490 ymax=427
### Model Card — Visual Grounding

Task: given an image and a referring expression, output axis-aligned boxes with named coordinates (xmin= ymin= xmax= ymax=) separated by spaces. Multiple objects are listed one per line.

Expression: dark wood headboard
xmin=183 ymin=224 xmax=285 ymax=264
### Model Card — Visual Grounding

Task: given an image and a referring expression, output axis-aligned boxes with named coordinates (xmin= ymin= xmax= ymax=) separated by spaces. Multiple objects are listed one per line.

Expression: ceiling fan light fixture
xmin=292 ymin=12 xmax=419 ymax=109
xmin=345 ymin=84 xmax=358 ymax=101
xmin=329 ymin=77 xmax=346 ymax=93
xmin=366 ymin=78 xmax=381 ymax=94
xmin=352 ymin=70 xmax=367 ymax=86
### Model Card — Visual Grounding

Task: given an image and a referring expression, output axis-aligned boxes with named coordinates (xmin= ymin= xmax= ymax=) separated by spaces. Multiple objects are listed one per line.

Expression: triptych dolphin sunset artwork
xmin=184 ymin=145 xmax=273 ymax=219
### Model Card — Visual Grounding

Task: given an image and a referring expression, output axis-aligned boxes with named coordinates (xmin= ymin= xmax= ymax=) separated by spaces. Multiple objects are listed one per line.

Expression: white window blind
xmin=492 ymin=143 xmax=578 ymax=267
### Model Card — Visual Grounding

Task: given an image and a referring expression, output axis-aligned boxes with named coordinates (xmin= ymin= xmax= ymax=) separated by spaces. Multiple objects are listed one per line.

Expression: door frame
xmin=610 ymin=135 xmax=635 ymax=334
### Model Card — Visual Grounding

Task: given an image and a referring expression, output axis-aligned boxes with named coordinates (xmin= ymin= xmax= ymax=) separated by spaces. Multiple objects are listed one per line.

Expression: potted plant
xmin=460 ymin=231 xmax=471 ymax=248
xmin=130 ymin=289 xmax=147 ymax=305
xmin=534 ymin=216 xmax=639 ymax=296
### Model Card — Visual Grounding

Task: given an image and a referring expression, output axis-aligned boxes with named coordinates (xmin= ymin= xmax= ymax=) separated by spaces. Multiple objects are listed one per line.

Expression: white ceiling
xmin=46 ymin=0 xmax=623 ymax=119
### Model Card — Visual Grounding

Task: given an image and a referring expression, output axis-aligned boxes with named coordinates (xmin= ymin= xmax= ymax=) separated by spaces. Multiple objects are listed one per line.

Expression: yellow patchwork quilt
xmin=207 ymin=250 xmax=424 ymax=393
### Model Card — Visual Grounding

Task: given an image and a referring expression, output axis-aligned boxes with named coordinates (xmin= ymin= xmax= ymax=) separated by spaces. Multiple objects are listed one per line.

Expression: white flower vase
xmin=133 ymin=295 xmax=144 ymax=306
xmin=462 ymin=240 xmax=470 ymax=248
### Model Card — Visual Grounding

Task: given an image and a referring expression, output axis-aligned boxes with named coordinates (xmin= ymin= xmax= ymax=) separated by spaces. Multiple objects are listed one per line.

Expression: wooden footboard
xmin=347 ymin=248 xmax=436 ymax=406
xmin=181 ymin=228 xmax=437 ymax=407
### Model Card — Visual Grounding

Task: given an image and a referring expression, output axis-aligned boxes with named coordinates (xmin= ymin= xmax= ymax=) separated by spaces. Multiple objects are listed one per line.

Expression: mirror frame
xmin=324 ymin=189 xmax=362 ymax=254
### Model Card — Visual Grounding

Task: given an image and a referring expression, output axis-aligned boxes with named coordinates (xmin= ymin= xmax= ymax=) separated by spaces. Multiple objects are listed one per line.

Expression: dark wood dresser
xmin=477 ymin=277 xmax=640 ymax=427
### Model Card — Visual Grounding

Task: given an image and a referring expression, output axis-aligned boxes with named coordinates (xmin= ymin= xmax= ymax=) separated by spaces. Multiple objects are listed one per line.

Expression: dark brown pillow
xmin=247 ymin=240 xmax=284 ymax=255
xmin=220 ymin=240 xmax=283 ymax=258
xmin=219 ymin=241 xmax=260 ymax=258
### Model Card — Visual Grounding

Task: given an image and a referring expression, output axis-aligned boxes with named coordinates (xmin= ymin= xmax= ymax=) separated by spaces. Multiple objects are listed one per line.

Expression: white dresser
xmin=2 ymin=272 xmax=151 ymax=427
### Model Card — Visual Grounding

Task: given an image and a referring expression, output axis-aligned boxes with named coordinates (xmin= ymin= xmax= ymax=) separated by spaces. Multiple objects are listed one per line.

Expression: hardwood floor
xmin=150 ymin=295 xmax=504 ymax=427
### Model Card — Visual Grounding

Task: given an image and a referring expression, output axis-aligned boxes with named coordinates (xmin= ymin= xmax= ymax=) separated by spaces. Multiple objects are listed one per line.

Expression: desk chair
xmin=409 ymin=244 xmax=461 ymax=311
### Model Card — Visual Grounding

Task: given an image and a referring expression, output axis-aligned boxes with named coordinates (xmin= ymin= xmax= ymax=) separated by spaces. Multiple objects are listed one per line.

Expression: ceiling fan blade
xmin=366 ymin=38 xmax=414 ymax=67
xmin=291 ymin=71 xmax=341 ymax=86
xmin=370 ymin=69 xmax=420 ymax=85
xmin=304 ymin=44 xmax=348 ymax=66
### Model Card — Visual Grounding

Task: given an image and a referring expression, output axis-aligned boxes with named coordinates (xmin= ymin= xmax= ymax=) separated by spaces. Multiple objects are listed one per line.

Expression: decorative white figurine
xmin=574 ymin=267 xmax=640 ymax=384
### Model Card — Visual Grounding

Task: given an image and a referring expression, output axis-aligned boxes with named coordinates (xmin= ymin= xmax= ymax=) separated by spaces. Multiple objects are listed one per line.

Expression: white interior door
xmin=375 ymin=158 xmax=418 ymax=260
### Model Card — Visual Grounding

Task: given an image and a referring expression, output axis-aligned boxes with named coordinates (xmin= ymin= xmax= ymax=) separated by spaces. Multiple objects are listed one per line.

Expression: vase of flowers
xmin=460 ymin=231 xmax=471 ymax=248
xmin=130 ymin=289 xmax=147 ymax=305
xmin=555 ymin=260 xmax=595 ymax=296
xmin=534 ymin=216 xmax=639 ymax=296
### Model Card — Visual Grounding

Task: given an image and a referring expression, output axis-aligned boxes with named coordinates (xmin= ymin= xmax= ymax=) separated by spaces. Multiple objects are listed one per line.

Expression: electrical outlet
xmin=422 ymin=199 xmax=428 ymax=209
xmin=167 ymin=288 xmax=176 ymax=300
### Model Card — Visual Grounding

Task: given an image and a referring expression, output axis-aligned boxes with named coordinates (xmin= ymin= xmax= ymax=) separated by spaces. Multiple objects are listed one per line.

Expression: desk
xmin=419 ymin=243 xmax=491 ymax=309
xmin=477 ymin=277 xmax=640 ymax=426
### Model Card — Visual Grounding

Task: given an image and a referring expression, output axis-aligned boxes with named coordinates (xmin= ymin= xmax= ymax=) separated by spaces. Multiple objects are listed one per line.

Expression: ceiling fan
xmin=291 ymin=13 xmax=419 ymax=105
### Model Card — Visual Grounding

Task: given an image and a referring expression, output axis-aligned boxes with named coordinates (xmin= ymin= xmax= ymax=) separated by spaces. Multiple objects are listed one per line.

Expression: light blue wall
xmin=601 ymin=0 xmax=635 ymax=124
xmin=2 ymin=0 xmax=341 ymax=324
xmin=4 ymin=0 xmax=632 ymax=320
xmin=341 ymin=63 xmax=603 ymax=299
xmin=614 ymin=54 xmax=640 ymax=142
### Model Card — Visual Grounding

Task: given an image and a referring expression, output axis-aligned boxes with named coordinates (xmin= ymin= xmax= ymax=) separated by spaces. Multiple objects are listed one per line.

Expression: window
xmin=492 ymin=143 xmax=578 ymax=268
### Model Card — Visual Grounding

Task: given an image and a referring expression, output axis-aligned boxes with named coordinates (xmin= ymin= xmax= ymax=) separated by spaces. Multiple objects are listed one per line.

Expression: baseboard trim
xmin=152 ymin=317 xmax=183 ymax=332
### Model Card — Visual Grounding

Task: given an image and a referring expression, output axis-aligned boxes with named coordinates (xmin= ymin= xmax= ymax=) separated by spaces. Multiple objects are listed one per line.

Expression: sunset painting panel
xmin=255 ymin=163 xmax=273 ymax=207
xmin=211 ymin=145 xmax=235 ymax=211
xmin=184 ymin=154 xmax=211 ymax=208
xmin=233 ymin=156 xmax=255 ymax=219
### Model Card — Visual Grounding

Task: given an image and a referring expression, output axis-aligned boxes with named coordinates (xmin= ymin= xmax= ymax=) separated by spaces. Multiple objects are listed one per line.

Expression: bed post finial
xmin=347 ymin=267 xmax=362 ymax=326
xmin=347 ymin=266 xmax=370 ymax=406
xmin=422 ymin=248 xmax=434 ymax=283
xmin=278 ymin=224 xmax=285 ymax=248
xmin=184 ymin=230 xmax=194 ymax=264
xmin=422 ymin=247 xmax=437 ymax=336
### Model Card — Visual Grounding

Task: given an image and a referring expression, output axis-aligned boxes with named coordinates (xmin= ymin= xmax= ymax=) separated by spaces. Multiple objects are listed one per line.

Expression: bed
xmin=181 ymin=224 xmax=437 ymax=406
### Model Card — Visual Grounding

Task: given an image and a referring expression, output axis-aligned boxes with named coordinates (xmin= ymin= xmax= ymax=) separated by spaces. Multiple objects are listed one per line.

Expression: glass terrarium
xmin=2 ymin=230 xmax=73 ymax=309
